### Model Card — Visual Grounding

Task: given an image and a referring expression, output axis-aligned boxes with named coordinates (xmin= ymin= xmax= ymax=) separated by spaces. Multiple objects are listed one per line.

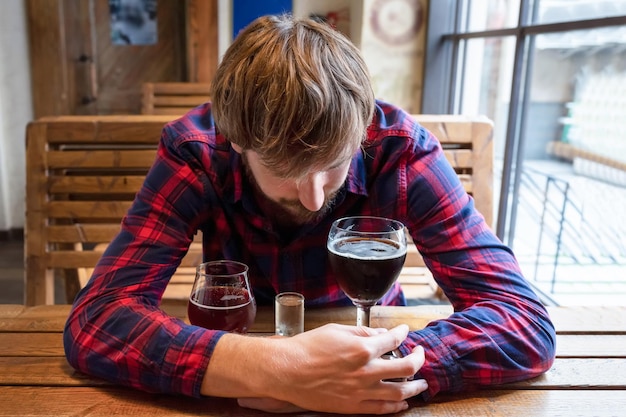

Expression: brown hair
xmin=210 ymin=14 xmax=375 ymax=177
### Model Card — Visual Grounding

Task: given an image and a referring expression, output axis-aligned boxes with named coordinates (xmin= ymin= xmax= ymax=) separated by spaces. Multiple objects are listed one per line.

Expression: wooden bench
xmin=141 ymin=82 xmax=211 ymax=115
xmin=24 ymin=114 xmax=492 ymax=306
xmin=24 ymin=116 xmax=203 ymax=306
xmin=401 ymin=115 xmax=494 ymax=301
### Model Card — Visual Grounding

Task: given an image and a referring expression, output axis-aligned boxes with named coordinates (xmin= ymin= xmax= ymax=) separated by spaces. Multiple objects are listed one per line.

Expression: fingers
xmin=356 ymin=399 xmax=409 ymax=415
xmin=363 ymin=378 xmax=429 ymax=409
xmin=353 ymin=377 xmax=428 ymax=415
xmin=381 ymin=378 xmax=429 ymax=400
xmin=237 ymin=397 xmax=305 ymax=413
xmin=357 ymin=345 xmax=425 ymax=388
xmin=366 ymin=324 xmax=410 ymax=358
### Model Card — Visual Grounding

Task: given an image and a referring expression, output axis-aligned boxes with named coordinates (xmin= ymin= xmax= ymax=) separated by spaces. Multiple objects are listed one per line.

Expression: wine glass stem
xmin=356 ymin=305 xmax=371 ymax=327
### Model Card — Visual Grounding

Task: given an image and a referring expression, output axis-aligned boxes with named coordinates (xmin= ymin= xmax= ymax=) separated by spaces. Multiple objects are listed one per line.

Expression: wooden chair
xmin=400 ymin=115 xmax=494 ymax=301
xmin=25 ymin=114 xmax=492 ymax=305
xmin=25 ymin=116 xmax=203 ymax=306
xmin=141 ymin=82 xmax=211 ymax=115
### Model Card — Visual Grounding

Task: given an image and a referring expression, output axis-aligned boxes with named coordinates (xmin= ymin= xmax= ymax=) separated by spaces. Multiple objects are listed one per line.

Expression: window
xmin=424 ymin=0 xmax=626 ymax=305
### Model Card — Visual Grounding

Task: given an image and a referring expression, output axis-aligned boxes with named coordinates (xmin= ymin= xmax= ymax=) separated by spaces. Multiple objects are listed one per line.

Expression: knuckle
xmin=352 ymin=345 xmax=372 ymax=363
xmin=406 ymin=359 xmax=422 ymax=376
xmin=387 ymin=387 xmax=407 ymax=402
xmin=405 ymin=353 xmax=425 ymax=373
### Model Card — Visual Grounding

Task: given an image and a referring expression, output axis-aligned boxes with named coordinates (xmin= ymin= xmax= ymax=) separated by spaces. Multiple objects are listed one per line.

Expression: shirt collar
xmin=346 ymin=150 xmax=368 ymax=196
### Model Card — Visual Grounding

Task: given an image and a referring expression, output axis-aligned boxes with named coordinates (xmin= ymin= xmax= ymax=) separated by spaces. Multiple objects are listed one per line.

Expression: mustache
xmin=240 ymin=152 xmax=341 ymax=224
xmin=290 ymin=189 xmax=340 ymax=215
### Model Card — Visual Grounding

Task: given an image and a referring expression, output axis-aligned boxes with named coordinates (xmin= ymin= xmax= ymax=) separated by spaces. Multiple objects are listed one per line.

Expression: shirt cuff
xmin=399 ymin=327 xmax=463 ymax=400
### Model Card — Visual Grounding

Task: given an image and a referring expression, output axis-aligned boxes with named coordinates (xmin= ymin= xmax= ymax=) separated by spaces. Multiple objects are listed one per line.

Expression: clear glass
xmin=453 ymin=19 xmax=626 ymax=305
xmin=464 ymin=0 xmax=521 ymax=32
xmin=535 ymin=0 xmax=626 ymax=25
xmin=275 ymin=292 xmax=305 ymax=336
xmin=458 ymin=36 xmax=516 ymax=164
xmin=327 ymin=216 xmax=407 ymax=326
xmin=512 ymin=29 xmax=626 ymax=305
xmin=188 ymin=260 xmax=257 ymax=333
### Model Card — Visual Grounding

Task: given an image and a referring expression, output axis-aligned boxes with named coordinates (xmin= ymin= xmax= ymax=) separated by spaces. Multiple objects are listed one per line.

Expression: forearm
xmin=399 ymin=250 xmax=556 ymax=399
xmin=401 ymin=299 xmax=554 ymax=397
xmin=201 ymin=333 xmax=279 ymax=398
xmin=64 ymin=283 xmax=225 ymax=396
xmin=404 ymin=164 xmax=556 ymax=396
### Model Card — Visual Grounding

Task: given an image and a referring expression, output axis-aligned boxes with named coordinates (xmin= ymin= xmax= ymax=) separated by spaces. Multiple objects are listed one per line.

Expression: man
xmin=64 ymin=14 xmax=556 ymax=415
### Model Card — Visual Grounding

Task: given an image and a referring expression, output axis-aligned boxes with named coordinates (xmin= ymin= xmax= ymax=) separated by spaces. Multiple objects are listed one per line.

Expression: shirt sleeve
xmin=397 ymin=127 xmax=557 ymax=399
xmin=63 ymin=128 xmax=224 ymax=397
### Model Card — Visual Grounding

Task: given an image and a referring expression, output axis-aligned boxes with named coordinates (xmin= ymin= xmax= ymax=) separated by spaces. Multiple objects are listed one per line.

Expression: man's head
xmin=210 ymin=14 xmax=375 ymax=178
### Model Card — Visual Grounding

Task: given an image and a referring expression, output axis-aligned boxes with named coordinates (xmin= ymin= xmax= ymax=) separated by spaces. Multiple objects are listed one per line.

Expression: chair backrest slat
xmin=49 ymin=176 xmax=147 ymax=194
xmin=25 ymin=116 xmax=193 ymax=305
xmin=25 ymin=114 xmax=493 ymax=304
xmin=142 ymin=82 xmax=211 ymax=115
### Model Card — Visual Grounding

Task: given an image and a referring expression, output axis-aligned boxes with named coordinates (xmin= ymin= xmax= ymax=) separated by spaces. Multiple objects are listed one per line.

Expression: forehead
xmin=245 ymin=142 xmax=357 ymax=177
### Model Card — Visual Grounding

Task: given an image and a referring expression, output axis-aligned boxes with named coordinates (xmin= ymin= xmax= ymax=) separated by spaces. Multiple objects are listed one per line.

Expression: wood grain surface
xmin=2 ymin=305 xmax=624 ymax=416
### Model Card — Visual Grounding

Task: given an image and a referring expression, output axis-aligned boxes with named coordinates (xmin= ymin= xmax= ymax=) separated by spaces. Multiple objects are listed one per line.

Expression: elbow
xmin=63 ymin=305 xmax=85 ymax=372
xmin=63 ymin=294 xmax=104 ymax=375
xmin=511 ymin=305 xmax=557 ymax=380
xmin=534 ymin=309 xmax=557 ymax=374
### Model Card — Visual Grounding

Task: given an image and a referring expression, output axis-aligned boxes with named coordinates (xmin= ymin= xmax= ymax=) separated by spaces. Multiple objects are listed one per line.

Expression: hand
xmin=250 ymin=324 xmax=428 ymax=414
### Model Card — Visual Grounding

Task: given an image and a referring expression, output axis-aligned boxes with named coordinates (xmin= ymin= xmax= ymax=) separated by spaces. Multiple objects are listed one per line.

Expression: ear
xmin=231 ymin=143 xmax=243 ymax=154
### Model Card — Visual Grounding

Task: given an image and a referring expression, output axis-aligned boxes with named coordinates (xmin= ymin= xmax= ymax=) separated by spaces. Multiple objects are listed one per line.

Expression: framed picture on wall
xmin=110 ymin=0 xmax=158 ymax=45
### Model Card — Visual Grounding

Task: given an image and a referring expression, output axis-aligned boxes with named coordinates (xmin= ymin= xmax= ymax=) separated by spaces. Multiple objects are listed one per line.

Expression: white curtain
xmin=0 ymin=0 xmax=32 ymax=231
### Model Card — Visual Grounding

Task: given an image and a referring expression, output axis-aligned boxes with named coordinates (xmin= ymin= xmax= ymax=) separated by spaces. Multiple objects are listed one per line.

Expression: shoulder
xmin=151 ymin=103 xmax=234 ymax=185
xmin=366 ymin=100 xmax=439 ymax=154
xmin=161 ymin=103 xmax=228 ymax=151
xmin=158 ymin=102 xmax=231 ymax=160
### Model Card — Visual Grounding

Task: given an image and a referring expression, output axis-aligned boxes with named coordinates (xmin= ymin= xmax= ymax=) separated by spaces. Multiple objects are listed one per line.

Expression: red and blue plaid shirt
xmin=64 ymin=100 xmax=556 ymax=400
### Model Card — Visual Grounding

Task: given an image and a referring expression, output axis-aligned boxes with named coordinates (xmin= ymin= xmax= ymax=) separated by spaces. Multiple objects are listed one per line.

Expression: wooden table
xmin=1 ymin=303 xmax=625 ymax=416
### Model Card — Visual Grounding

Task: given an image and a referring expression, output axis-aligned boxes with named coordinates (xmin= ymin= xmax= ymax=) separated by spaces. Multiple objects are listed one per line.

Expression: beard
xmin=241 ymin=154 xmax=341 ymax=226
xmin=261 ymin=188 xmax=340 ymax=226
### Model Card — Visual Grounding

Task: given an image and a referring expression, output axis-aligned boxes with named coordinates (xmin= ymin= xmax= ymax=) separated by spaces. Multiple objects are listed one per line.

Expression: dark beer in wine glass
xmin=327 ymin=216 xmax=407 ymax=327
xmin=328 ymin=237 xmax=406 ymax=304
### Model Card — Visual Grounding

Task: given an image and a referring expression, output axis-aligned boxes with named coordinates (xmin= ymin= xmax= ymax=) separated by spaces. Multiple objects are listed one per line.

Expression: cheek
xmin=326 ymin=167 xmax=350 ymax=190
xmin=256 ymin=176 xmax=299 ymax=201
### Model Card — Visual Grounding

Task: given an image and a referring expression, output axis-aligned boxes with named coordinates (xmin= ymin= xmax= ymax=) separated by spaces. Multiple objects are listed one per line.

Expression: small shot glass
xmin=275 ymin=292 xmax=305 ymax=337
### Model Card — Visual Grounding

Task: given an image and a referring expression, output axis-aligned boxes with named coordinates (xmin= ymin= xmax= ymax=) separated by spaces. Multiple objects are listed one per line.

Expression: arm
xmin=62 ymin=128 xmax=428 ymax=414
xmin=399 ymin=128 xmax=556 ymax=399
xmin=63 ymin=130 xmax=221 ymax=396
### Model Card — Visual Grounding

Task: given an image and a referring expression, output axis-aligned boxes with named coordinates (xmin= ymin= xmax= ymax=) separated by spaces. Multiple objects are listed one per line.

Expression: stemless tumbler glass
xmin=275 ymin=292 xmax=305 ymax=336
xmin=188 ymin=260 xmax=256 ymax=333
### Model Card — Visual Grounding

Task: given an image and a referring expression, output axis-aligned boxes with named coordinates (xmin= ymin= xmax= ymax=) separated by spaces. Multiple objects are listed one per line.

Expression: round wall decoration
xmin=369 ymin=0 xmax=424 ymax=45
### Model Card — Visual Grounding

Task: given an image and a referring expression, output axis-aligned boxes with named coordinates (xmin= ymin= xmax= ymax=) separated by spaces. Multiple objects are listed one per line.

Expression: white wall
xmin=0 ymin=0 xmax=33 ymax=231
xmin=217 ymin=0 xmax=233 ymax=61
xmin=293 ymin=0 xmax=353 ymax=37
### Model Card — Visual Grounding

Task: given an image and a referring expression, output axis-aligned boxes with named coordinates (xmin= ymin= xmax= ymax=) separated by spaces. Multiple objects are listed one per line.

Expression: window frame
xmin=423 ymin=0 xmax=626 ymax=242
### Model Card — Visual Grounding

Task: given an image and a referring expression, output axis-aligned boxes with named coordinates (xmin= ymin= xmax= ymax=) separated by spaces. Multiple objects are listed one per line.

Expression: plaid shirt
xmin=64 ymin=100 xmax=556 ymax=400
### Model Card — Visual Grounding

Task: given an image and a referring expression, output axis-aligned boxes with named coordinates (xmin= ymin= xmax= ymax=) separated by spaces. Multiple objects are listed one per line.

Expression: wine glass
xmin=327 ymin=216 xmax=407 ymax=327
xmin=188 ymin=260 xmax=257 ymax=333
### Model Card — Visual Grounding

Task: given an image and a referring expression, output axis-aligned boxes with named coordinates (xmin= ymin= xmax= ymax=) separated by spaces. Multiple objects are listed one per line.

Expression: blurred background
xmin=1 ymin=0 xmax=625 ymax=305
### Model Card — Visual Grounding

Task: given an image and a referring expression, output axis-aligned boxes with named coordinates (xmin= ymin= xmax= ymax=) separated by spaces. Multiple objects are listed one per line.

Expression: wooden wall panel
xmin=186 ymin=0 xmax=219 ymax=83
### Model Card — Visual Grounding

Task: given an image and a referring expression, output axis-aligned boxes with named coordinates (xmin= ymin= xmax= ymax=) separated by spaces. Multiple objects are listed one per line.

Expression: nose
xmin=297 ymin=172 xmax=327 ymax=212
